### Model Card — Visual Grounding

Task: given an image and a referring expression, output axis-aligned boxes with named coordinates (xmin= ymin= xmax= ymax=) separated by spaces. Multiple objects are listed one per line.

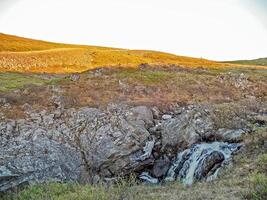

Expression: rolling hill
xmin=227 ymin=57 xmax=267 ymax=67
xmin=1 ymin=33 xmax=265 ymax=73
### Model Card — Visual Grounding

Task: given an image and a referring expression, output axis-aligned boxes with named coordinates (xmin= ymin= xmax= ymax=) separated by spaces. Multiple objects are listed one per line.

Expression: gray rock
xmin=130 ymin=106 xmax=154 ymax=127
xmin=0 ymin=134 xmax=83 ymax=192
xmin=214 ymin=129 xmax=246 ymax=142
xmin=135 ymin=139 xmax=155 ymax=161
xmin=217 ymin=72 xmax=249 ymax=89
xmin=159 ymin=106 xmax=248 ymax=153
xmin=194 ymin=151 xmax=225 ymax=180
xmin=162 ymin=115 xmax=172 ymax=120
xmin=70 ymin=74 xmax=80 ymax=82
xmin=160 ymin=106 xmax=214 ymax=155
xmin=0 ymin=98 xmax=7 ymax=105
xmin=78 ymin=105 xmax=153 ymax=177
xmin=151 ymin=107 xmax=161 ymax=119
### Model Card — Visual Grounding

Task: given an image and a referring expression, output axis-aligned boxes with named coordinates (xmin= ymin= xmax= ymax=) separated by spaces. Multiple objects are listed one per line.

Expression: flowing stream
xmin=140 ymin=142 xmax=241 ymax=185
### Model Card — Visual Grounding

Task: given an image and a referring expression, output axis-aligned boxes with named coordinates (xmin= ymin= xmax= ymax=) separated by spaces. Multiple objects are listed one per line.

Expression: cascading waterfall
xmin=140 ymin=142 xmax=241 ymax=185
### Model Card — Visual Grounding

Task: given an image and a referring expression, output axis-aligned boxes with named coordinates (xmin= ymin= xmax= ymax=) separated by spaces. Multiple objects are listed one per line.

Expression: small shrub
xmin=248 ymin=173 xmax=267 ymax=200
xmin=257 ymin=154 xmax=267 ymax=173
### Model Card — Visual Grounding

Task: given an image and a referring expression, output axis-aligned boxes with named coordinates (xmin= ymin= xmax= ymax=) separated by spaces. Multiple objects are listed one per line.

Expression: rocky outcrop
xmin=0 ymin=104 xmax=154 ymax=191
xmin=158 ymin=105 xmax=248 ymax=156
xmin=0 ymin=135 xmax=82 ymax=192
xmin=0 ymin=103 xmax=251 ymax=192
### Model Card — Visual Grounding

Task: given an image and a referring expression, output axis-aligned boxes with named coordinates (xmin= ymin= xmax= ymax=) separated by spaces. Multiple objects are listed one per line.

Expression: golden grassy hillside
xmin=0 ymin=33 xmax=266 ymax=73
xmin=0 ymin=33 xmax=115 ymax=52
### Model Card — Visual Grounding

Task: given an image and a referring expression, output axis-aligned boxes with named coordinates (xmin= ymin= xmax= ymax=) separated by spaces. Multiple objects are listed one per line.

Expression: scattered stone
xmin=0 ymin=98 xmax=7 ymax=105
xmin=2 ymin=103 xmax=11 ymax=109
xmin=51 ymin=95 xmax=64 ymax=108
xmin=21 ymin=103 xmax=32 ymax=112
xmin=217 ymin=72 xmax=249 ymax=89
xmin=118 ymin=80 xmax=129 ymax=93
xmin=151 ymin=107 xmax=161 ymax=119
xmin=162 ymin=114 xmax=172 ymax=120
xmin=70 ymin=74 xmax=80 ymax=82
xmin=139 ymin=63 xmax=150 ymax=70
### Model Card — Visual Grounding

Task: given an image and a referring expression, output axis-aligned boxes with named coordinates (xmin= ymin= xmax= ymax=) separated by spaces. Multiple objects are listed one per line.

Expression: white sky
xmin=0 ymin=0 xmax=267 ymax=61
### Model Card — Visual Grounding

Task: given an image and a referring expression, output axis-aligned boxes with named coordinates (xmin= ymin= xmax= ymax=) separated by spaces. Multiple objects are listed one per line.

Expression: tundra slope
xmin=1 ymin=33 xmax=266 ymax=74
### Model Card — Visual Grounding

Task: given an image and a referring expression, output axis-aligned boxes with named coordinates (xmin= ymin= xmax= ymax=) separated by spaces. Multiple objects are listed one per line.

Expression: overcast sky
xmin=0 ymin=0 xmax=267 ymax=61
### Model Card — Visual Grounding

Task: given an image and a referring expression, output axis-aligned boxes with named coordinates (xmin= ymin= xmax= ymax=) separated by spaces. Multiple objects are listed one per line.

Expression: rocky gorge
xmin=1 ymin=101 xmax=262 ymax=193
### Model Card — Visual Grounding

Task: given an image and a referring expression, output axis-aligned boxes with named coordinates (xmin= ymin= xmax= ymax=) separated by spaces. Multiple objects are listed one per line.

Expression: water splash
xmin=140 ymin=142 xmax=241 ymax=185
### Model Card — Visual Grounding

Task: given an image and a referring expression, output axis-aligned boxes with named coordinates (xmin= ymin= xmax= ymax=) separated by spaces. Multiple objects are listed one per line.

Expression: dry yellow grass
xmin=0 ymin=48 xmax=92 ymax=73
xmin=0 ymin=33 xmax=266 ymax=73
xmin=0 ymin=33 xmax=115 ymax=52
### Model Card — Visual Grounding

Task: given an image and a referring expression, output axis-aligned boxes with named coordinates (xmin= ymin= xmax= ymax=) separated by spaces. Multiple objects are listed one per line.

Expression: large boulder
xmin=78 ymin=105 xmax=154 ymax=178
xmin=160 ymin=106 xmax=214 ymax=156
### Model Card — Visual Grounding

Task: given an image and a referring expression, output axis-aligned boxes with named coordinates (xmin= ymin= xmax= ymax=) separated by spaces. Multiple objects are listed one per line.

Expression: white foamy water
xmin=140 ymin=142 xmax=241 ymax=185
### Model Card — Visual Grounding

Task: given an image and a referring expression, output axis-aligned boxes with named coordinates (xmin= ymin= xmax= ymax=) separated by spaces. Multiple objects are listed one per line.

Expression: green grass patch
xmin=0 ymin=73 xmax=67 ymax=92
xmin=1 ymin=179 xmax=141 ymax=200
xmin=247 ymin=173 xmax=267 ymax=200
xmin=1 ymin=177 xmax=249 ymax=200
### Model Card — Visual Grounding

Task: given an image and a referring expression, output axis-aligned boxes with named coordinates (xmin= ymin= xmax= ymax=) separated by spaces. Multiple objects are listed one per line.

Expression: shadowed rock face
xmin=0 ymin=104 xmax=248 ymax=192
xmin=152 ymin=157 xmax=171 ymax=178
